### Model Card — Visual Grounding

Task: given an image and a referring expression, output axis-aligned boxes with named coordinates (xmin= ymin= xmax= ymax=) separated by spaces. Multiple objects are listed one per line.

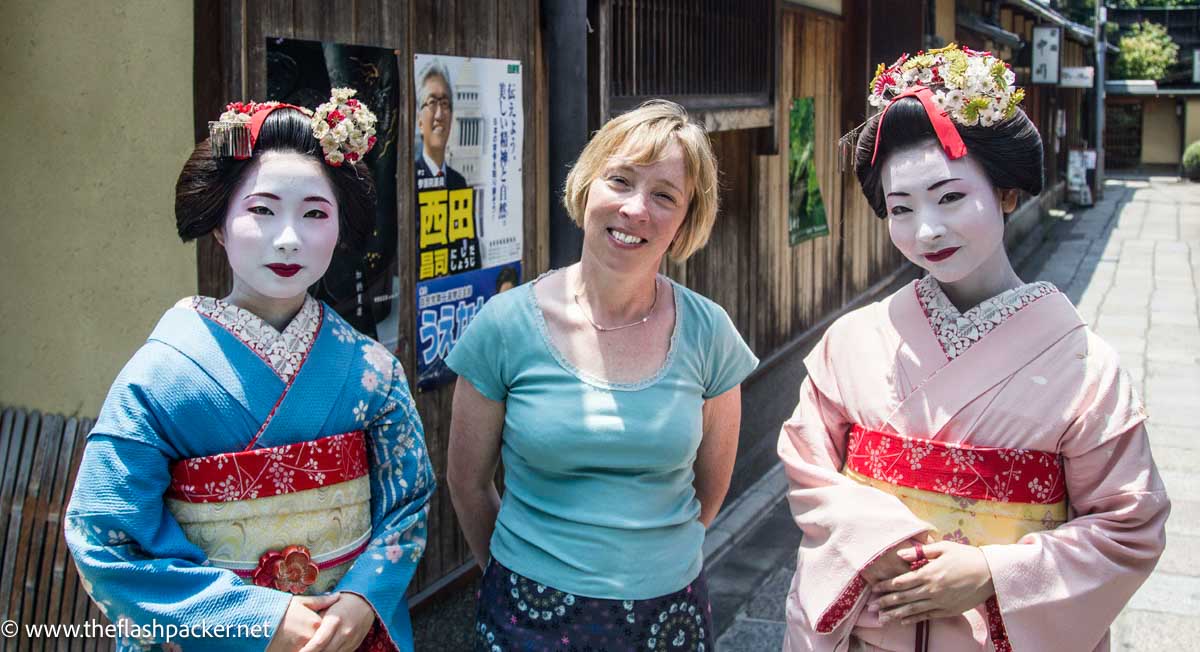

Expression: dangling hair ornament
xmin=208 ymin=88 xmax=378 ymax=167
xmin=841 ymin=44 xmax=1026 ymax=169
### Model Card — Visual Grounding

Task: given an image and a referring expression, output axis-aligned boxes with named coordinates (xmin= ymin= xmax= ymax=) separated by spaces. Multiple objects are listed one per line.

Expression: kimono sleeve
xmin=701 ymin=302 xmax=758 ymax=399
xmin=980 ymin=339 xmax=1169 ymax=651
xmin=66 ymin=434 xmax=290 ymax=652
xmin=444 ymin=294 xmax=510 ymax=402
xmin=334 ymin=356 xmax=436 ymax=652
xmin=778 ymin=323 xmax=931 ymax=647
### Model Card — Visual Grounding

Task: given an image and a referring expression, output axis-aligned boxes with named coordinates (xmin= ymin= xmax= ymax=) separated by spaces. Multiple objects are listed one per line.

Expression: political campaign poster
xmin=415 ymin=264 xmax=521 ymax=391
xmin=413 ymin=53 xmax=524 ymax=389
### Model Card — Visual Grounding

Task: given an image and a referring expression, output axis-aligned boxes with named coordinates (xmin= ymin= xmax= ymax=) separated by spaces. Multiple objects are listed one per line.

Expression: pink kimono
xmin=778 ymin=276 xmax=1170 ymax=651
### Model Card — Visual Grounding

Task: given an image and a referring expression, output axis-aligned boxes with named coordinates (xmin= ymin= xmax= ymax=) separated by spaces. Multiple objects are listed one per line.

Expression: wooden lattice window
xmin=604 ymin=0 xmax=774 ymax=119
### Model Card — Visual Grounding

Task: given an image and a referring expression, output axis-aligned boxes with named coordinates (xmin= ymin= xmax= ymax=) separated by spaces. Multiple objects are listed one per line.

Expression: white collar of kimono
xmin=179 ymin=294 xmax=323 ymax=383
xmin=916 ymin=275 xmax=1058 ymax=360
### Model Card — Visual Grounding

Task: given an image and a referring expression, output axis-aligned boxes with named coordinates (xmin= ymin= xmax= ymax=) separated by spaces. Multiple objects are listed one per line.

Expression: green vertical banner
xmin=788 ymin=97 xmax=829 ymax=245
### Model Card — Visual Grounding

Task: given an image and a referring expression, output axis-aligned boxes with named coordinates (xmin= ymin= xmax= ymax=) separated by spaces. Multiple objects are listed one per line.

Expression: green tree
xmin=1113 ymin=20 xmax=1180 ymax=80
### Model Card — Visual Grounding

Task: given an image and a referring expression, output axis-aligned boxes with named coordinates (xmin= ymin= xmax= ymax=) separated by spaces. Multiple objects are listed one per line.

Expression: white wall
xmin=0 ymin=0 xmax=197 ymax=415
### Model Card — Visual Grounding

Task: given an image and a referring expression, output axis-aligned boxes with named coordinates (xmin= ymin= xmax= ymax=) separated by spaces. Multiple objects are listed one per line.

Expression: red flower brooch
xmin=253 ymin=544 xmax=320 ymax=594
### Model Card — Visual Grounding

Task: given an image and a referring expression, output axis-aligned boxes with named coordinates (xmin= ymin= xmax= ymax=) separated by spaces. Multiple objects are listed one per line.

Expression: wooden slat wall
xmin=203 ymin=0 xmax=550 ymax=597
xmin=677 ymin=8 xmax=898 ymax=357
xmin=669 ymin=7 xmax=904 ymax=493
xmin=0 ymin=407 xmax=109 ymax=651
xmin=609 ymin=0 xmax=771 ymax=105
xmin=667 ymin=128 xmax=756 ymax=338
xmin=191 ymin=0 xmax=905 ymax=601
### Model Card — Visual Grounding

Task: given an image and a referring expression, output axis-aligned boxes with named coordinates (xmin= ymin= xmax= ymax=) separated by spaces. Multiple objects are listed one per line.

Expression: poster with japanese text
xmin=414 ymin=53 xmax=524 ymax=390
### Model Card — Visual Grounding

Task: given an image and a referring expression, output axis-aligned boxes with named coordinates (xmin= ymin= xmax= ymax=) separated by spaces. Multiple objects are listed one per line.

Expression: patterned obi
xmin=844 ymin=425 xmax=1068 ymax=650
xmin=166 ymin=431 xmax=372 ymax=595
xmin=844 ymin=425 xmax=1067 ymax=544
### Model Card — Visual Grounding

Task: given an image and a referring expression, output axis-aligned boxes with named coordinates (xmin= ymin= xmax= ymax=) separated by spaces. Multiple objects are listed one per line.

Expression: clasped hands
xmin=862 ymin=534 xmax=996 ymax=627
xmin=265 ymin=592 xmax=376 ymax=652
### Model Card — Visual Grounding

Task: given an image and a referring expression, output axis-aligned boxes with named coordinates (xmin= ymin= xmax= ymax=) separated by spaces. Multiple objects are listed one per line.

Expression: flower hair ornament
xmin=837 ymin=43 xmax=1026 ymax=169
xmin=208 ymin=87 xmax=378 ymax=167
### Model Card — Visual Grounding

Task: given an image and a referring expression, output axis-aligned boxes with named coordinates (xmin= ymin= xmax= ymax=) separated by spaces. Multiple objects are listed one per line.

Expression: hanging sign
xmin=1032 ymin=26 xmax=1061 ymax=85
xmin=1061 ymin=66 xmax=1094 ymax=89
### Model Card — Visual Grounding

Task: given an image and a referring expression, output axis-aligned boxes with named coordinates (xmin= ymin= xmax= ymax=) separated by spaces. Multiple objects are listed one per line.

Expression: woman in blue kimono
xmin=64 ymin=91 xmax=435 ymax=652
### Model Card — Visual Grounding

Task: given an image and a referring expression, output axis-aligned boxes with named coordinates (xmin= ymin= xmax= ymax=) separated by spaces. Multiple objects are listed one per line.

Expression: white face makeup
xmin=217 ymin=151 xmax=340 ymax=306
xmin=581 ymin=141 xmax=692 ymax=274
xmin=881 ymin=140 xmax=1010 ymax=287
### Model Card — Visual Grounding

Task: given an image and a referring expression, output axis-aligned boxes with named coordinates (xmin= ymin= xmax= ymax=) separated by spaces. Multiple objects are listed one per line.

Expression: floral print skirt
xmin=474 ymin=558 xmax=714 ymax=652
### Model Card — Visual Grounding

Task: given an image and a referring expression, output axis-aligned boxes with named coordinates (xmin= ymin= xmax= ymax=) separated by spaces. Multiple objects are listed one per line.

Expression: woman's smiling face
xmin=881 ymin=140 xmax=1013 ymax=285
xmin=580 ymin=141 xmax=692 ymax=273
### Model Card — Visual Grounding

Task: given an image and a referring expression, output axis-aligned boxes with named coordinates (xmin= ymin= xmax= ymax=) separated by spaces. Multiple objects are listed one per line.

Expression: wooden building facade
xmin=954 ymin=0 xmax=1098 ymax=196
xmin=0 ymin=0 xmax=1095 ymax=630
xmin=185 ymin=0 xmax=927 ymax=602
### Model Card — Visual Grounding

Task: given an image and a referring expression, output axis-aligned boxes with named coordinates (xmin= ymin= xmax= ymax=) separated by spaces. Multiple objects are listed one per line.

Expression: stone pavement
xmin=713 ymin=173 xmax=1200 ymax=651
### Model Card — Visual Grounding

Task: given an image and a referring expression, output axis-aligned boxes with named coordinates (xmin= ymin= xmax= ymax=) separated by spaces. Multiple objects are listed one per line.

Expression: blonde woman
xmin=446 ymin=100 xmax=758 ymax=651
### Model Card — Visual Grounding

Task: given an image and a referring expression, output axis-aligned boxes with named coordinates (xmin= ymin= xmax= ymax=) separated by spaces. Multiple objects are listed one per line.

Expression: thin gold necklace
xmin=573 ymin=278 xmax=659 ymax=332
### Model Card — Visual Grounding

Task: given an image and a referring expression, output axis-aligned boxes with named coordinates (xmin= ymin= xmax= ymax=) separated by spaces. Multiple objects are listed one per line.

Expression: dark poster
xmin=266 ymin=38 xmax=404 ymax=349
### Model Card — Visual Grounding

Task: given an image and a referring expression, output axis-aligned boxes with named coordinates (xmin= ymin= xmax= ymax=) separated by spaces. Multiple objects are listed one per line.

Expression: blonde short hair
xmin=563 ymin=100 xmax=719 ymax=262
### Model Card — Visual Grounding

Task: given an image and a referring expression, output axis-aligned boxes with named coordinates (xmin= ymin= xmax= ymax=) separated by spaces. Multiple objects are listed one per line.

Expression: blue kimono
xmin=65 ymin=296 xmax=435 ymax=652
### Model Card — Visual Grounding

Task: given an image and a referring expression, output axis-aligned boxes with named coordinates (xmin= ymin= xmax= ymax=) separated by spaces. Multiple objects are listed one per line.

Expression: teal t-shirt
xmin=444 ymin=275 xmax=759 ymax=599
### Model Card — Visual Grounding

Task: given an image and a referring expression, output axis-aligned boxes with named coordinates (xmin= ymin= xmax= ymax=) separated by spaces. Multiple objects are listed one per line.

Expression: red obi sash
xmin=167 ymin=430 xmax=368 ymax=503
xmin=842 ymin=425 xmax=1068 ymax=652
xmin=165 ymin=431 xmax=371 ymax=590
xmin=845 ymin=424 xmax=1065 ymax=505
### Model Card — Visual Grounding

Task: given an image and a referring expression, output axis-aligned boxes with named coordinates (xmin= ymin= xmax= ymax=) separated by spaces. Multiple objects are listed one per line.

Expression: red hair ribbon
xmin=242 ymin=102 xmax=309 ymax=158
xmin=870 ymin=85 xmax=967 ymax=166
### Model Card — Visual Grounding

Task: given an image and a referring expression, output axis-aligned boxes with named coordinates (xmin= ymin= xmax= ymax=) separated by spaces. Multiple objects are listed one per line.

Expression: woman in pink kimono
xmin=778 ymin=44 xmax=1169 ymax=651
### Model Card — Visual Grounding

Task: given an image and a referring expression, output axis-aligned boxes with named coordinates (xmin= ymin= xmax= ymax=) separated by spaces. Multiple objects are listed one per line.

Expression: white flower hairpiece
xmin=313 ymin=88 xmax=378 ymax=167
xmin=867 ymin=43 xmax=1025 ymax=128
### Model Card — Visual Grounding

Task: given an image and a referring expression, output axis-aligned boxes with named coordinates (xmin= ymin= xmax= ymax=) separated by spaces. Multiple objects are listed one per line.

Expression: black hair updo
xmin=174 ymin=107 xmax=375 ymax=249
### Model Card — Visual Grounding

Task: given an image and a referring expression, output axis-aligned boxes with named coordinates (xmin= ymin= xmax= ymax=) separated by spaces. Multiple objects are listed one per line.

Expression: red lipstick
xmin=266 ymin=264 xmax=303 ymax=278
xmin=923 ymin=247 xmax=960 ymax=262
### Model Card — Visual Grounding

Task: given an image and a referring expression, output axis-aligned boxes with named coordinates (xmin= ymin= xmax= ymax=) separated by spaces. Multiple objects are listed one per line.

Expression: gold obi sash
xmin=165 ymin=431 xmax=372 ymax=595
xmin=844 ymin=425 xmax=1068 ymax=650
